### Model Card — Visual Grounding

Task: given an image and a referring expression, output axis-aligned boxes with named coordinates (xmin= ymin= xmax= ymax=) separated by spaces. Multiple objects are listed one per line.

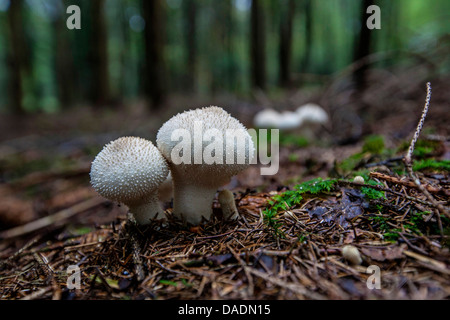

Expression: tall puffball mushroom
xmin=156 ymin=106 xmax=254 ymax=225
xmin=90 ymin=136 xmax=169 ymax=225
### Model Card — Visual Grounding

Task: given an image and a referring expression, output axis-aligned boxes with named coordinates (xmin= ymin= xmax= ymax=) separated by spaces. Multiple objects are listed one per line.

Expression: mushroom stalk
xmin=171 ymin=175 xmax=218 ymax=225
xmin=128 ymin=195 xmax=165 ymax=225
xmin=218 ymin=189 xmax=239 ymax=220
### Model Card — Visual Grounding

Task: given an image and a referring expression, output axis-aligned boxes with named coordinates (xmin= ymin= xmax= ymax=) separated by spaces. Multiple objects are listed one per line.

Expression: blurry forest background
xmin=0 ymin=0 xmax=450 ymax=301
xmin=0 ymin=0 xmax=449 ymax=214
xmin=0 ymin=0 xmax=448 ymax=113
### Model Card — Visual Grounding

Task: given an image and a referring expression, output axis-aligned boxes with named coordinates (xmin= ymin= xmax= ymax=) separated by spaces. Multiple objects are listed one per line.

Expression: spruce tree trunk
xmin=353 ymin=0 xmax=374 ymax=90
xmin=53 ymin=4 xmax=77 ymax=108
xmin=301 ymin=0 xmax=312 ymax=72
xmin=6 ymin=0 xmax=27 ymax=114
xmin=279 ymin=0 xmax=295 ymax=87
xmin=250 ymin=0 xmax=266 ymax=90
xmin=90 ymin=0 xmax=110 ymax=106
xmin=143 ymin=0 xmax=167 ymax=109
xmin=183 ymin=0 xmax=197 ymax=93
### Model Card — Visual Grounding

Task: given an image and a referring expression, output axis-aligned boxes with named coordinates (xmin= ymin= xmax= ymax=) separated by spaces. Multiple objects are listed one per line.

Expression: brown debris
xmin=1 ymin=181 xmax=449 ymax=300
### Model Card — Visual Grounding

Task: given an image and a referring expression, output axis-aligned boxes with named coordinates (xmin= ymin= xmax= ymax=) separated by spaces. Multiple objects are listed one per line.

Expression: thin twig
xmin=244 ymin=267 xmax=325 ymax=300
xmin=402 ymin=82 xmax=449 ymax=219
xmin=0 ymin=238 xmax=38 ymax=268
xmin=404 ymin=82 xmax=432 ymax=164
xmin=125 ymin=214 xmax=145 ymax=282
xmin=370 ymin=172 xmax=449 ymax=196
xmin=0 ymin=197 xmax=106 ymax=239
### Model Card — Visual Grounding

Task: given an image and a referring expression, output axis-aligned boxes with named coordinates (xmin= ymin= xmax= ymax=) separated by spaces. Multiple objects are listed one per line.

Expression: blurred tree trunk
xmin=211 ymin=0 xmax=235 ymax=93
xmin=53 ymin=4 xmax=77 ymax=108
xmin=183 ymin=0 xmax=197 ymax=93
xmin=119 ymin=1 xmax=130 ymax=99
xmin=90 ymin=0 xmax=110 ymax=106
xmin=279 ymin=0 xmax=295 ymax=88
xmin=353 ymin=0 xmax=375 ymax=90
xmin=301 ymin=0 xmax=312 ymax=72
xmin=386 ymin=0 xmax=400 ymax=59
xmin=143 ymin=0 xmax=167 ymax=109
xmin=6 ymin=0 xmax=28 ymax=114
xmin=250 ymin=0 xmax=266 ymax=90
xmin=222 ymin=0 xmax=236 ymax=91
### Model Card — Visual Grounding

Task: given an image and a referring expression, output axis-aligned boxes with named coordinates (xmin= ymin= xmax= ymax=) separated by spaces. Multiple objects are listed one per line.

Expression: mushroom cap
xmin=90 ymin=136 xmax=169 ymax=204
xmin=156 ymin=106 xmax=254 ymax=186
xmin=277 ymin=111 xmax=303 ymax=129
xmin=253 ymin=109 xmax=282 ymax=128
xmin=342 ymin=245 xmax=362 ymax=265
xmin=353 ymin=175 xmax=365 ymax=185
xmin=296 ymin=103 xmax=329 ymax=124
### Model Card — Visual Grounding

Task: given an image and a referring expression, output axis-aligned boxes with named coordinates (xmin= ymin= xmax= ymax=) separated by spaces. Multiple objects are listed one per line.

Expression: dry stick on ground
xmin=125 ymin=213 xmax=145 ymax=282
xmin=370 ymin=172 xmax=450 ymax=196
xmin=402 ymin=82 xmax=450 ymax=221
xmin=244 ymin=267 xmax=325 ymax=300
xmin=0 ymin=197 xmax=106 ymax=239
xmin=0 ymin=237 xmax=38 ymax=268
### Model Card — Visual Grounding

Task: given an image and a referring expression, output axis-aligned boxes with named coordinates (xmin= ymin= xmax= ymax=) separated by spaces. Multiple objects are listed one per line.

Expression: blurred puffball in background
xmin=253 ymin=103 xmax=329 ymax=130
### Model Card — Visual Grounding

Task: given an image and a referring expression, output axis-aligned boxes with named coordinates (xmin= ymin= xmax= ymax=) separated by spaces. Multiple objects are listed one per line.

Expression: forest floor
xmin=0 ymin=73 xmax=449 ymax=300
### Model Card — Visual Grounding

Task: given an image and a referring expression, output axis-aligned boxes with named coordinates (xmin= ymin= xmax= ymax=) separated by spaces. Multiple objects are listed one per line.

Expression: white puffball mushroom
xmin=90 ymin=136 xmax=169 ymax=225
xmin=296 ymin=103 xmax=329 ymax=124
xmin=218 ymin=189 xmax=239 ymax=221
xmin=253 ymin=109 xmax=282 ymax=128
xmin=342 ymin=245 xmax=363 ymax=265
xmin=253 ymin=109 xmax=303 ymax=130
xmin=156 ymin=106 xmax=254 ymax=225
xmin=277 ymin=111 xmax=303 ymax=129
xmin=353 ymin=175 xmax=365 ymax=185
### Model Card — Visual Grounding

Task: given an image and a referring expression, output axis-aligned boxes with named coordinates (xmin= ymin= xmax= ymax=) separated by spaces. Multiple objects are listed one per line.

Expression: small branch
xmin=401 ymin=82 xmax=450 ymax=219
xmin=406 ymin=166 xmax=449 ymax=219
xmin=404 ymin=82 xmax=432 ymax=165
xmin=125 ymin=214 xmax=145 ymax=282
xmin=0 ymin=238 xmax=38 ymax=268
xmin=365 ymin=156 xmax=404 ymax=168
xmin=244 ymin=266 xmax=325 ymax=300
xmin=370 ymin=172 xmax=449 ymax=196
xmin=0 ymin=197 xmax=106 ymax=239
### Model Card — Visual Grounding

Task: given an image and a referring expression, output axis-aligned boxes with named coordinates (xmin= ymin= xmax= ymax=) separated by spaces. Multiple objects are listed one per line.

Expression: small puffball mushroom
xmin=157 ymin=106 xmax=254 ymax=225
xmin=277 ymin=111 xmax=303 ymax=130
xmin=342 ymin=245 xmax=362 ymax=265
xmin=353 ymin=175 xmax=365 ymax=184
xmin=253 ymin=109 xmax=303 ymax=130
xmin=90 ymin=136 xmax=169 ymax=225
xmin=218 ymin=190 xmax=239 ymax=220
xmin=253 ymin=109 xmax=282 ymax=128
xmin=296 ymin=103 xmax=329 ymax=124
